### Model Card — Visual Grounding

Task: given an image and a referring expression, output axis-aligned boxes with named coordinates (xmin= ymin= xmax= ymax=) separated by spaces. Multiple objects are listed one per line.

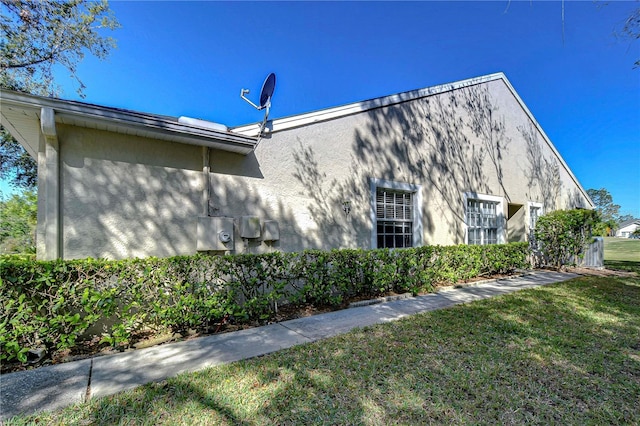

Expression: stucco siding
xmin=212 ymin=78 xmax=591 ymax=254
xmin=58 ymin=125 xmax=203 ymax=259
xmin=22 ymin=75 xmax=592 ymax=259
xmin=205 ymin=80 xmax=588 ymax=251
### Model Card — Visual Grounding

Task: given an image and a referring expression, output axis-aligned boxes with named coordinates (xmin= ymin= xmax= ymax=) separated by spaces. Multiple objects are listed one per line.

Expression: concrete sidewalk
xmin=0 ymin=270 xmax=578 ymax=420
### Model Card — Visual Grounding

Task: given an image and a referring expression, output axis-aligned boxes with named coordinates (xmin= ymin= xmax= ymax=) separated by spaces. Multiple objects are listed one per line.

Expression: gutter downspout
xmin=40 ymin=107 xmax=60 ymax=259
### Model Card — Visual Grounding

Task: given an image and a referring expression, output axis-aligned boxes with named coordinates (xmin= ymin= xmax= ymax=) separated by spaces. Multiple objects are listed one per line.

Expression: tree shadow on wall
xmin=519 ymin=122 xmax=562 ymax=211
xmin=209 ymin=172 xmax=334 ymax=253
xmin=291 ymin=83 xmax=513 ymax=245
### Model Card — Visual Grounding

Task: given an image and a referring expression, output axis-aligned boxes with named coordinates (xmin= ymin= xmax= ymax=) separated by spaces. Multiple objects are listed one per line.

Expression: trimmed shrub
xmin=534 ymin=209 xmax=599 ymax=269
xmin=0 ymin=242 xmax=529 ymax=364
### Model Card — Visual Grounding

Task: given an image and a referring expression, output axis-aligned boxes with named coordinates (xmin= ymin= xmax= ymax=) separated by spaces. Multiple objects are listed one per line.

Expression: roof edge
xmin=230 ymin=73 xmax=507 ymax=136
xmin=0 ymin=89 xmax=258 ymax=154
xmin=230 ymin=72 xmax=594 ymax=209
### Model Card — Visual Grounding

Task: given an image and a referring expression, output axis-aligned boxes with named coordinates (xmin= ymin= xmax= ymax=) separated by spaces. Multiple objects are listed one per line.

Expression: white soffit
xmin=0 ymin=103 xmax=40 ymax=157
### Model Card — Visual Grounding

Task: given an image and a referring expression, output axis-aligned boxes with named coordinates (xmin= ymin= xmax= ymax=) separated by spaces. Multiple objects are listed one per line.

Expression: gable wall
xmin=212 ymin=78 xmax=591 ymax=254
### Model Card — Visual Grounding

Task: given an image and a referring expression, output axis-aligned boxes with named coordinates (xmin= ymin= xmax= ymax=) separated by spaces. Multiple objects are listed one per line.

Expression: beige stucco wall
xmin=47 ymin=78 xmax=591 ymax=259
xmin=57 ymin=125 xmax=203 ymax=259
xmin=213 ymin=78 xmax=591 ymax=254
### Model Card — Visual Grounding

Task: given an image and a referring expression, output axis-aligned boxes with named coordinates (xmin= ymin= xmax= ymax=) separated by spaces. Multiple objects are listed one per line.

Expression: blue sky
xmin=3 ymin=1 xmax=639 ymax=217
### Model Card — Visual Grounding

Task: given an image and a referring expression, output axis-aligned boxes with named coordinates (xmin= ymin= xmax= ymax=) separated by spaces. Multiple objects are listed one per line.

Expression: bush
xmin=0 ymin=191 xmax=37 ymax=254
xmin=534 ymin=209 xmax=599 ymax=269
xmin=0 ymin=243 xmax=529 ymax=364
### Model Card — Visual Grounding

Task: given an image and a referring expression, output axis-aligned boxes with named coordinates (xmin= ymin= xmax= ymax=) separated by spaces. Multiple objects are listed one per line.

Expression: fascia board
xmin=55 ymin=110 xmax=257 ymax=154
xmin=0 ymin=90 xmax=257 ymax=155
xmin=231 ymin=73 xmax=506 ymax=136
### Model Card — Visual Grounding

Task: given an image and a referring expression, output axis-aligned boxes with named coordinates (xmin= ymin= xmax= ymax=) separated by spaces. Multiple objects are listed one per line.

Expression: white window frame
xmin=527 ymin=201 xmax=544 ymax=234
xmin=370 ymin=178 xmax=422 ymax=249
xmin=464 ymin=192 xmax=505 ymax=245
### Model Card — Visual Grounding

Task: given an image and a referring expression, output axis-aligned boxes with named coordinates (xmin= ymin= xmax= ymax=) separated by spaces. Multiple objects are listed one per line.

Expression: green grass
xmin=6 ymin=276 xmax=640 ymax=425
xmin=604 ymin=236 xmax=640 ymax=262
xmin=604 ymin=236 xmax=640 ymax=273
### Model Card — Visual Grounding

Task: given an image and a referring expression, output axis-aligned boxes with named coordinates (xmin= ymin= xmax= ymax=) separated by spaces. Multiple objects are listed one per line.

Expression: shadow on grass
xmin=604 ymin=259 xmax=640 ymax=274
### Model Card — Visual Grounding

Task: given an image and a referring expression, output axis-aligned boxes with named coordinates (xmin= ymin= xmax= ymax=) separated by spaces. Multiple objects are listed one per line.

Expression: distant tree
xmin=0 ymin=190 xmax=37 ymax=253
xmin=587 ymin=188 xmax=621 ymax=223
xmin=618 ymin=214 xmax=636 ymax=223
xmin=592 ymin=218 xmax=617 ymax=237
xmin=0 ymin=0 xmax=119 ymax=189
xmin=0 ymin=130 xmax=37 ymax=188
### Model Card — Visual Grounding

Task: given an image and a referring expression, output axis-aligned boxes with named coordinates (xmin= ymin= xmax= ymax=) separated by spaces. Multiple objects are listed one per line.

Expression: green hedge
xmin=0 ymin=243 xmax=529 ymax=364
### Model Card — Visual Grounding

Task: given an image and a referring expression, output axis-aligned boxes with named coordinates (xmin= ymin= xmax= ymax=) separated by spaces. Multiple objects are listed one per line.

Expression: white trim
xmin=463 ymin=192 xmax=506 ymax=245
xmin=41 ymin=108 xmax=60 ymax=260
xmin=232 ymin=73 xmax=505 ymax=136
xmin=0 ymin=89 xmax=257 ymax=155
xmin=527 ymin=201 xmax=544 ymax=232
xmin=370 ymin=178 xmax=423 ymax=249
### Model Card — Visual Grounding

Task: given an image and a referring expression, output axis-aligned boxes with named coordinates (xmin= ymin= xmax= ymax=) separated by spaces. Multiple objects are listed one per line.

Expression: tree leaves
xmin=0 ymin=0 xmax=119 ymax=189
xmin=0 ymin=189 xmax=37 ymax=253
xmin=0 ymin=0 xmax=119 ymax=97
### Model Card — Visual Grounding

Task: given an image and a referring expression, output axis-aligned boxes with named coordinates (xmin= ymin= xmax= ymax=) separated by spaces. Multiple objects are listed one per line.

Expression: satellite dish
xmin=241 ymin=72 xmax=276 ymax=111
xmin=259 ymin=73 xmax=276 ymax=109
xmin=240 ymin=72 xmax=277 ymax=138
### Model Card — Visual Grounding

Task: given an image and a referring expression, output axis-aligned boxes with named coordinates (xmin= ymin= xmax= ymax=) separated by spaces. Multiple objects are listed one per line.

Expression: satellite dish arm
xmin=240 ymin=89 xmax=264 ymax=110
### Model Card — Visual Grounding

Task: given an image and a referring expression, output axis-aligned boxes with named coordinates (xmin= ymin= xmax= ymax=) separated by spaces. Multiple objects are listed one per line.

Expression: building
xmin=0 ymin=72 xmax=593 ymax=260
xmin=616 ymin=219 xmax=640 ymax=238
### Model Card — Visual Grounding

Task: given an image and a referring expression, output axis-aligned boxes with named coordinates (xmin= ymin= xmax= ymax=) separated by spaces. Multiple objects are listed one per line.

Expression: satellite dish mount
xmin=241 ymin=73 xmax=276 ymax=137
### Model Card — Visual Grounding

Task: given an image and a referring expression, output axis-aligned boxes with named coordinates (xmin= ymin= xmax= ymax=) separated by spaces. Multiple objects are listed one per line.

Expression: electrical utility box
xmin=239 ymin=216 xmax=261 ymax=239
xmin=261 ymin=220 xmax=280 ymax=241
xmin=196 ymin=216 xmax=235 ymax=251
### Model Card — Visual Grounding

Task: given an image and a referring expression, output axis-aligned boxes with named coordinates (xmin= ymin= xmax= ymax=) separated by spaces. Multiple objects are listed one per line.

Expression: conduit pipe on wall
xmin=202 ymin=146 xmax=210 ymax=216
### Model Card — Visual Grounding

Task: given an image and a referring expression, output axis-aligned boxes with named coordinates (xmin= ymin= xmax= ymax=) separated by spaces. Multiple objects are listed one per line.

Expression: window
xmin=376 ymin=188 xmax=413 ymax=248
xmin=370 ymin=179 xmax=422 ymax=249
xmin=527 ymin=201 xmax=543 ymax=241
xmin=464 ymin=193 xmax=504 ymax=245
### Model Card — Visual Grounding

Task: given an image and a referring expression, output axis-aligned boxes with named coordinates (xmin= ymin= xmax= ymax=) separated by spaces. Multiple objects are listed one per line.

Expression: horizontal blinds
xmin=467 ymin=198 xmax=499 ymax=245
xmin=376 ymin=189 xmax=413 ymax=220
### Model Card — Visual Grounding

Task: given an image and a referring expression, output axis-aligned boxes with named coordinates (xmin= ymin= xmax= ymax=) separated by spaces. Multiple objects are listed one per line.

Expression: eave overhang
xmin=0 ymin=89 xmax=257 ymax=156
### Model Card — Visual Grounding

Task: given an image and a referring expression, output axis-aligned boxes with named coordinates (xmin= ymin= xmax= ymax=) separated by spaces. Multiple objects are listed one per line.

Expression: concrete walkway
xmin=0 ymin=270 xmax=578 ymax=420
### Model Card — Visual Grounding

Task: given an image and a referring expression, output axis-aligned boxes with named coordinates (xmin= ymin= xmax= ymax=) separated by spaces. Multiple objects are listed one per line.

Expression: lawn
xmin=604 ymin=236 xmax=640 ymax=273
xmin=6 ymin=276 xmax=640 ymax=425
